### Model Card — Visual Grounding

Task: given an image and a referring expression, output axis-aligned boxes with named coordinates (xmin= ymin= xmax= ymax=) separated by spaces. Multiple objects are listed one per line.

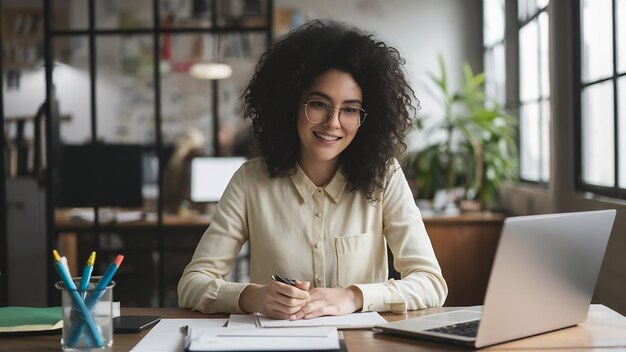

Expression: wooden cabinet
xmin=424 ymin=212 xmax=505 ymax=306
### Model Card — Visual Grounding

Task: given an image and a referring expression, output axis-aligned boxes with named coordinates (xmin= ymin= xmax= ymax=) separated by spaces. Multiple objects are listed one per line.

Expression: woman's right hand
xmin=239 ymin=280 xmax=310 ymax=319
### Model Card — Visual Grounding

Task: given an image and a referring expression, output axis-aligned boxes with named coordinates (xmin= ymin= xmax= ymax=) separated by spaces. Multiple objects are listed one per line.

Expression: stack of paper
xmin=131 ymin=319 xmax=228 ymax=352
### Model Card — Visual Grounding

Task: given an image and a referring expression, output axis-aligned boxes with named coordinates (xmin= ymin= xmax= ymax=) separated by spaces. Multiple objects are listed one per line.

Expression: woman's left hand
xmin=291 ymin=285 xmax=363 ymax=320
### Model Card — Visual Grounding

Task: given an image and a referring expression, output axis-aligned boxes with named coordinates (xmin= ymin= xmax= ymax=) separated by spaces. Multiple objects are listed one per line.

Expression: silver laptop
xmin=373 ymin=210 xmax=616 ymax=348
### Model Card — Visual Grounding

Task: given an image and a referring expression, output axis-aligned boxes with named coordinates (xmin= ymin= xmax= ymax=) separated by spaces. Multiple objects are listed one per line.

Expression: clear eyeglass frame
xmin=303 ymin=99 xmax=367 ymax=131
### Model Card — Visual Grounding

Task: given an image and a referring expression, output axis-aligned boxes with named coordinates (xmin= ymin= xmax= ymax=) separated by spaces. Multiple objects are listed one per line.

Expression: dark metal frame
xmin=39 ymin=0 xmax=272 ymax=306
xmin=0 ymin=0 xmax=7 ymax=306
xmin=574 ymin=0 xmax=626 ymax=199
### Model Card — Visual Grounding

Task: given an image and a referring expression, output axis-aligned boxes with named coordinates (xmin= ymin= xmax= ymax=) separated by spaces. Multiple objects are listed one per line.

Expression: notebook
xmin=0 ymin=306 xmax=63 ymax=336
xmin=373 ymin=210 xmax=616 ymax=348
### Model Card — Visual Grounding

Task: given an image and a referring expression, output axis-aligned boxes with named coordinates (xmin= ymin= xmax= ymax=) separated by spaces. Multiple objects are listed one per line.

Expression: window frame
xmin=574 ymin=0 xmax=626 ymax=199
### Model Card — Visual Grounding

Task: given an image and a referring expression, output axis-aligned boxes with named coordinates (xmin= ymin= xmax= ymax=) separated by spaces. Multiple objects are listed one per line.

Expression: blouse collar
xmin=290 ymin=163 xmax=348 ymax=203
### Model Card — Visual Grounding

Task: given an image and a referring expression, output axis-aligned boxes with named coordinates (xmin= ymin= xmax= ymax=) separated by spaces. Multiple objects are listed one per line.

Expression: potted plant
xmin=413 ymin=55 xmax=517 ymax=210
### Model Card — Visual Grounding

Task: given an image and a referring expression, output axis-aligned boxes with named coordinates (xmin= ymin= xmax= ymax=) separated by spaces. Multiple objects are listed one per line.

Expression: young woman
xmin=178 ymin=20 xmax=447 ymax=320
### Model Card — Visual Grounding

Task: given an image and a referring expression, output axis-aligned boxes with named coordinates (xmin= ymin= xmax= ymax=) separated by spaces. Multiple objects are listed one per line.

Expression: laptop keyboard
xmin=425 ymin=319 xmax=480 ymax=338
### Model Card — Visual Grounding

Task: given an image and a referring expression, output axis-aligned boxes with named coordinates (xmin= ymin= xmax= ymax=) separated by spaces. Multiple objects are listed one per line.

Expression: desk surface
xmin=1 ymin=305 xmax=624 ymax=351
xmin=54 ymin=208 xmax=213 ymax=232
xmin=54 ymin=208 xmax=505 ymax=232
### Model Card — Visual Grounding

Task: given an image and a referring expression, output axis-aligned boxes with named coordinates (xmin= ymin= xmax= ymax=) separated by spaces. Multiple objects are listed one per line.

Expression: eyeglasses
xmin=303 ymin=99 xmax=367 ymax=130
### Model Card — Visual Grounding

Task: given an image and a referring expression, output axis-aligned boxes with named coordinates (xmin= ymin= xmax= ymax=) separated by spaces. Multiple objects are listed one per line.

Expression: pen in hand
xmin=272 ymin=274 xmax=297 ymax=286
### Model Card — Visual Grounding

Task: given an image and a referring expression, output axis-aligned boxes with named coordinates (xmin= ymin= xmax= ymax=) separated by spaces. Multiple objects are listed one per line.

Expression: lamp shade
xmin=190 ymin=62 xmax=233 ymax=80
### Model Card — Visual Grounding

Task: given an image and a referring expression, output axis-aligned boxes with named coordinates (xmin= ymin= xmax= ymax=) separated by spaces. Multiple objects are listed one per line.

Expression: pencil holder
xmin=55 ymin=277 xmax=115 ymax=351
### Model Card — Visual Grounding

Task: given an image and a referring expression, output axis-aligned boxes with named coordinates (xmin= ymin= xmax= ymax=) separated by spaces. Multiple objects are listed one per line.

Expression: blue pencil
xmin=53 ymin=250 xmax=103 ymax=348
xmin=68 ymin=255 xmax=124 ymax=347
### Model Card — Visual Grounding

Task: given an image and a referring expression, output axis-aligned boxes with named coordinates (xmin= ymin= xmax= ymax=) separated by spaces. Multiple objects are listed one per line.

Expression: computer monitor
xmin=142 ymin=145 xmax=174 ymax=185
xmin=59 ymin=144 xmax=144 ymax=208
xmin=190 ymin=157 xmax=246 ymax=203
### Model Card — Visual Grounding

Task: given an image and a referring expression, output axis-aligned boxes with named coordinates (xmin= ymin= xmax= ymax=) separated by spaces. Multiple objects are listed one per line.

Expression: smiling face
xmin=297 ymin=69 xmax=363 ymax=174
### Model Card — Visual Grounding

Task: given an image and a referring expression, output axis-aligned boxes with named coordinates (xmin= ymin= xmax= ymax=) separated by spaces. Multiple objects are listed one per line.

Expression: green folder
xmin=0 ymin=307 xmax=63 ymax=336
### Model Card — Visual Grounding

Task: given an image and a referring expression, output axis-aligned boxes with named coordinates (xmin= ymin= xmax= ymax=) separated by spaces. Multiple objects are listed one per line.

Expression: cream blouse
xmin=178 ymin=157 xmax=447 ymax=314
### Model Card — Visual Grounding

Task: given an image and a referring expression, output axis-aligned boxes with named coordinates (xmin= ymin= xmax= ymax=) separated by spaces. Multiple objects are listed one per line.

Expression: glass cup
xmin=55 ymin=277 xmax=115 ymax=351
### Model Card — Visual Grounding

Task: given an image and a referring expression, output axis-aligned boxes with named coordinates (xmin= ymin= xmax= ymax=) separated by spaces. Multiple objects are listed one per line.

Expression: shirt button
xmin=314 ymin=241 xmax=320 ymax=249
xmin=368 ymin=304 xmax=374 ymax=310
xmin=315 ymin=275 xmax=321 ymax=282
xmin=315 ymin=211 xmax=322 ymax=218
xmin=316 ymin=188 xmax=323 ymax=194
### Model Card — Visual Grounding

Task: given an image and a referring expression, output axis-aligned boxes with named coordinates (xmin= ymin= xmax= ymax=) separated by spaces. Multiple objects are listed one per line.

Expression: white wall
xmin=275 ymin=0 xmax=483 ymax=150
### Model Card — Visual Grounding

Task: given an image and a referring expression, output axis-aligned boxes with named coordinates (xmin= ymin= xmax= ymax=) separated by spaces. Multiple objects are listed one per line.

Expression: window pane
xmin=518 ymin=0 xmax=548 ymax=21
xmin=536 ymin=0 xmax=550 ymax=9
xmin=95 ymin=0 xmax=153 ymax=29
xmin=95 ymin=35 xmax=154 ymax=144
xmin=52 ymin=0 xmax=88 ymax=30
xmin=582 ymin=82 xmax=615 ymax=186
xmin=485 ymin=44 xmax=506 ymax=106
xmin=520 ymin=102 xmax=541 ymax=181
xmin=618 ymin=0 xmax=626 ymax=73
xmin=520 ymin=20 xmax=539 ymax=103
xmin=216 ymin=0 xmax=269 ymax=28
xmin=619 ymin=77 xmax=626 ymax=187
xmin=2 ymin=3 xmax=44 ymax=70
xmin=518 ymin=0 xmax=528 ymax=21
xmin=581 ymin=0 xmax=613 ymax=82
xmin=54 ymin=37 xmax=91 ymax=144
xmin=539 ymin=12 xmax=550 ymax=98
xmin=161 ymin=34 xmax=213 ymax=153
xmin=161 ymin=0 xmax=212 ymax=28
xmin=540 ymin=99 xmax=550 ymax=181
xmin=484 ymin=0 xmax=505 ymax=46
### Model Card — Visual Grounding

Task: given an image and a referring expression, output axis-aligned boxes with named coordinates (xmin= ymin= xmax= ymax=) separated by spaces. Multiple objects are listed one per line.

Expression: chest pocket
xmin=335 ymin=231 xmax=380 ymax=287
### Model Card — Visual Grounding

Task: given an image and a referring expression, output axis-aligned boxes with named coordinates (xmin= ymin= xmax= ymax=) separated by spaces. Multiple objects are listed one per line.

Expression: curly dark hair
xmin=242 ymin=20 xmax=418 ymax=202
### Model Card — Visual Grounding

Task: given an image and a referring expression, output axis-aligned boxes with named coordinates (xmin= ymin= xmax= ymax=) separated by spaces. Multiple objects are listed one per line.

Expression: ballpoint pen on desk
xmin=272 ymin=274 xmax=297 ymax=286
xmin=79 ymin=251 xmax=96 ymax=298
xmin=52 ymin=250 xmax=103 ymax=348
xmin=68 ymin=254 xmax=124 ymax=347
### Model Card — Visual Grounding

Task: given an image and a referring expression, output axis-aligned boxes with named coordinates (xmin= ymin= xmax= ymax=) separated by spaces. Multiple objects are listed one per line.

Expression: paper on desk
xmin=187 ymin=327 xmax=339 ymax=351
xmin=254 ymin=311 xmax=387 ymax=329
xmin=130 ymin=318 xmax=227 ymax=352
xmin=227 ymin=314 xmax=257 ymax=328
